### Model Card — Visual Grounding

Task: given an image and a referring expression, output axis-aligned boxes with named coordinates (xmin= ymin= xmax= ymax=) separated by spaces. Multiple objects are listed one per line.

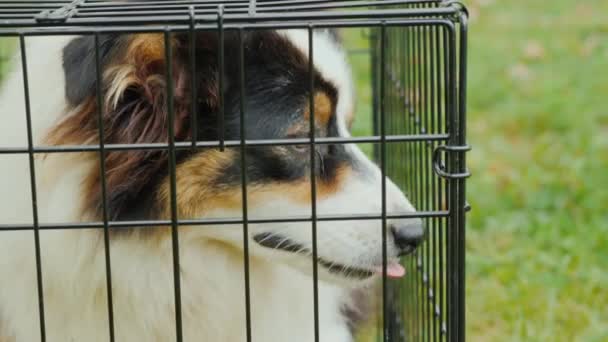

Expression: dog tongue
xmin=373 ymin=262 xmax=406 ymax=278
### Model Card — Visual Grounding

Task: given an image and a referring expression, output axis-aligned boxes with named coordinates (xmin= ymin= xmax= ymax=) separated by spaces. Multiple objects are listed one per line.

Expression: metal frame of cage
xmin=0 ymin=1 xmax=469 ymax=342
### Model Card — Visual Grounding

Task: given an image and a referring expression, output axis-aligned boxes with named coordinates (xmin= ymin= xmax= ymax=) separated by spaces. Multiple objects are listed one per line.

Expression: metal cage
xmin=0 ymin=1 xmax=469 ymax=341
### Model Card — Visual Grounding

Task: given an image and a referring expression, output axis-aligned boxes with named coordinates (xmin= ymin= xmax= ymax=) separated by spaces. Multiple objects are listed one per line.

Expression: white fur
xmin=0 ymin=32 xmax=417 ymax=341
xmin=279 ymin=29 xmax=355 ymax=125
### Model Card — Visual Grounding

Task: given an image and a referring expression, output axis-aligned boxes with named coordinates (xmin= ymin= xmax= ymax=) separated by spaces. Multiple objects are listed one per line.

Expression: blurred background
xmin=344 ymin=0 xmax=607 ymax=340
xmin=1 ymin=0 xmax=606 ymax=341
xmin=460 ymin=1 xmax=607 ymax=340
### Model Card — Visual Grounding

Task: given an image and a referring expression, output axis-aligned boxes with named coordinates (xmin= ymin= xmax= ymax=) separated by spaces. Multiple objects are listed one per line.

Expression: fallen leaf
xmin=509 ymin=63 xmax=533 ymax=81
xmin=523 ymin=40 xmax=546 ymax=61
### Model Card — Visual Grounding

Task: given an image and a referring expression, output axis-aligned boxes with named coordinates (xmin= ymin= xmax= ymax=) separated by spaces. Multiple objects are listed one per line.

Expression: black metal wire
xmin=371 ymin=27 xmax=382 ymax=342
xmin=18 ymin=33 xmax=46 ymax=342
xmin=456 ymin=12 xmax=469 ymax=342
xmin=388 ymin=21 xmax=402 ymax=341
xmin=398 ymin=24 xmax=414 ymax=342
xmin=94 ymin=32 xmax=115 ymax=342
xmin=237 ymin=28 xmax=253 ymax=342
xmin=188 ymin=5 xmax=198 ymax=149
xmin=422 ymin=4 xmax=432 ymax=339
xmin=0 ymin=134 xmax=450 ymax=155
xmin=217 ymin=4 xmax=225 ymax=151
xmin=71 ymin=1 xmax=442 ymax=17
xmin=0 ymin=211 xmax=448 ymax=231
xmin=379 ymin=22 xmax=389 ymax=342
xmin=445 ymin=20 xmax=457 ymax=342
xmin=428 ymin=18 xmax=439 ymax=342
xmin=440 ymin=23 xmax=450 ymax=340
xmin=0 ymin=2 xmax=469 ymax=341
xmin=404 ymin=22 xmax=416 ymax=342
xmin=411 ymin=19 xmax=421 ymax=342
xmin=387 ymin=25 xmax=400 ymax=342
xmin=2 ymin=7 xmax=460 ymax=28
xmin=164 ymin=28 xmax=184 ymax=342
xmin=0 ymin=19 xmax=457 ymax=37
xmin=308 ymin=24 xmax=320 ymax=342
xmin=413 ymin=11 xmax=423 ymax=339
xmin=0 ymin=1 xmax=448 ymax=24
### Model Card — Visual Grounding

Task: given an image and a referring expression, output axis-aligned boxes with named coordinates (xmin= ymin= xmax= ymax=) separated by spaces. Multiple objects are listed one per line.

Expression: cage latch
xmin=432 ymin=145 xmax=471 ymax=179
xmin=35 ymin=0 xmax=83 ymax=24
xmin=440 ymin=0 xmax=469 ymax=17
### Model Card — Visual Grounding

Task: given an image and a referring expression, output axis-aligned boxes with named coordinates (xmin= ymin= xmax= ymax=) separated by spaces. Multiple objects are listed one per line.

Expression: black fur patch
xmin=63 ymin=34 xmax=122 ymax=105
xmin=60 ymin=30 xmax=353 ymax=222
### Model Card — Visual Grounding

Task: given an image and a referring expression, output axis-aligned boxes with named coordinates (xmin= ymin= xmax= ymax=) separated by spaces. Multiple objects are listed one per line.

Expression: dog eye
xmin=286 ymin=134 xmax=309 ymax=153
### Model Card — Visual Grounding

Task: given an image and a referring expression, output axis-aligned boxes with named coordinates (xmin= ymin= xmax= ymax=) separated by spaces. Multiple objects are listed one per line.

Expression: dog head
xmin=54 ymin=29 xmax=424 ymax=284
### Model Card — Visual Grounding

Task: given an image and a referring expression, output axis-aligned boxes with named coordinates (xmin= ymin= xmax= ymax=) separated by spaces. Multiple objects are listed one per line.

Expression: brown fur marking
xmin=127 ymin=34 xmax=166 ymax=64
xmin=157 ymin=149 xmax=351 ymax=219
xmin=47 ymin=31 xmax=344 ymax=226
xmin=46 ymin=33 xmax=193 ymax=220
xmin=304 ymin=92 xmax=334 ymax=127
xmin=157 ymin=149 xmax=240 ymax=219
xmin=279 ymin=165 xmax=350 ymax=204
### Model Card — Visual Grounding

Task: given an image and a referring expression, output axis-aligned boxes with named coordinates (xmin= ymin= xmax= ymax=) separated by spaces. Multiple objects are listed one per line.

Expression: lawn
xmin=347 ymin=0 xmax=608 ymax=340
xmin=0 ymin=38 xmax=14 ymax=77
xmin=463 ymin=1 xmax=607 ymax=340
xmin=1 ymin=1 xmax=607 ymax=339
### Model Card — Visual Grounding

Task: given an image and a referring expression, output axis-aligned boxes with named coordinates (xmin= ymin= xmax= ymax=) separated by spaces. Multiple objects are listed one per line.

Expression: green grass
xmin=346 ymin=0 xmax=608 ymax=340
xmin=2 ymin=2 xmax=607 ymax=338
xmin=0 ymin=38 xmax=15 ymax=78
xmin=465 ymin=1 xmax=608 ymax=340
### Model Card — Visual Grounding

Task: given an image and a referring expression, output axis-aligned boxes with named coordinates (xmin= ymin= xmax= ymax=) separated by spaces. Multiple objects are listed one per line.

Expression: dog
xmin=0 ymin=29 xmax=424 ymax=342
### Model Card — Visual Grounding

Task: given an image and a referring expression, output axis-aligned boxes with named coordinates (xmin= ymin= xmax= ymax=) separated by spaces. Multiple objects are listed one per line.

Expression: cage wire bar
xmin=0 ymin=1 xmax=469 ymax=342
xmin=370 ymin=1 xmax=469 ymax=341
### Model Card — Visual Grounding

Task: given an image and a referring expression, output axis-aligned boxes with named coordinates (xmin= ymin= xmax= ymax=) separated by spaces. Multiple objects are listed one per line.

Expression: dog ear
xmin=62 ymin=34 xmax=122 ymax=106
xmin=54 ymin=33 xmax=221 ymax=220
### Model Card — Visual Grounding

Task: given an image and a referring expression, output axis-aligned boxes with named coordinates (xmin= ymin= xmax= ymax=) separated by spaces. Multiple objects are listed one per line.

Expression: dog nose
xmin=390 ymin=220 xmax=425 ymax=255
